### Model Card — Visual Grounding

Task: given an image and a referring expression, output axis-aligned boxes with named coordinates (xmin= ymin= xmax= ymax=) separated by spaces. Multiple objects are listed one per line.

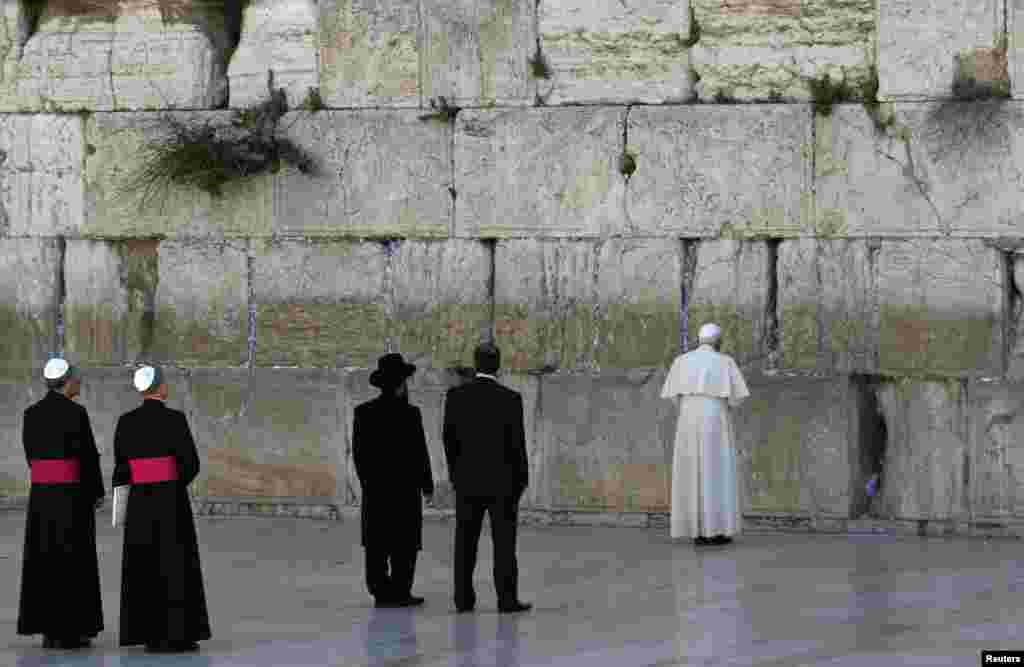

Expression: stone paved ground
xmin=0 ymin=513 xmax=1021 ymax=666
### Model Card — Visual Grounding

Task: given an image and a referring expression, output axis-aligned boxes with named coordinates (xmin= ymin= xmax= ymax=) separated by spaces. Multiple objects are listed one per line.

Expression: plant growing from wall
xmin=680 ymin=5 xmax=701 ymax=48
xmin=619 ymin=150 xmax=637 ymax=178
xmin=118 ymin=87 xmax=319 ymax=212
xmin=528 ymin=46 xmax=553 ymax=79
xmin=807 ymin=73 xmax=854 ymax=116
xmin=419 ymin=96 xmax=461 ymax=124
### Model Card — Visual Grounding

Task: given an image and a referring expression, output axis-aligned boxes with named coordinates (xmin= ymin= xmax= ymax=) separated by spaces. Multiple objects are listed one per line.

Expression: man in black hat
xmin=113 ymin=365 xmax=211 ymax=653
xmin=17 ymin=358 xmax=105 ymax=649
xmin=443 ymin=343 xmax=531 ymax=614
xmin=353 ymin=353 xmax=434 ymax=608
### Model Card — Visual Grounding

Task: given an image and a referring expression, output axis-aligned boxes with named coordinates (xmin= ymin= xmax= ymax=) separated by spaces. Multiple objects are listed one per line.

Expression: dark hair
xmin=474 ymin=342 xmax=501 ymax=375
xmin=45 ymin=378 xmax=67 ymax=391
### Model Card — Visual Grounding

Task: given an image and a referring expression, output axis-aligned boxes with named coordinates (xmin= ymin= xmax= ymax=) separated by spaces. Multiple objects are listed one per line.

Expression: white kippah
xmin=43 ymin=358 xmax=70 ymax=380
xmin=133 ymin=366 xmax=157 ymax=392
xmin=698 ymin=323 xmax=722 ymax=341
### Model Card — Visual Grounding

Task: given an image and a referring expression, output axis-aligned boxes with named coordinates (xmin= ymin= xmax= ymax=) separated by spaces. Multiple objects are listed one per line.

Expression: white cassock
xmin=661 ymin=343 xmax=750 ymax=539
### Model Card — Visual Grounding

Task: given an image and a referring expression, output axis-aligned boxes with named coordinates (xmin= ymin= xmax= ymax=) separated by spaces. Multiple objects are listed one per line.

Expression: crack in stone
xmin=246 ymin=249 xmax=256 ymax=375
xmin=764 ymin=238 xmax=781 ymax=369
xmin=873 ymin=139 xmax=946 ymax=235
xmin=679 ymin=238 xmax=697 ymax=353
xmin=55 ymin=235 xmax=66 ymax=356
xmin=484 ymin=238 xmax=497 ymax=344
xmin=1004 ymin=249 xmax=1023 ymax=379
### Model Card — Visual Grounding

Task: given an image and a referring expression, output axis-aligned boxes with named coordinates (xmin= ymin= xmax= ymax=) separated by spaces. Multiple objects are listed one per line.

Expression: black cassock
xmin=17 ymin=391 xmax=104 ymax=639
xmin=112 ymin=399 xmax=211 ymax=646
xmin=353 ymin=395 xmax=433 ymax=601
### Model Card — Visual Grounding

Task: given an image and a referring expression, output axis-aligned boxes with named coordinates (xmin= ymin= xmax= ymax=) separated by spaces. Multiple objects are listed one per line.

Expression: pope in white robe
xmin=661 ymin=323 xmax=750 ymax=545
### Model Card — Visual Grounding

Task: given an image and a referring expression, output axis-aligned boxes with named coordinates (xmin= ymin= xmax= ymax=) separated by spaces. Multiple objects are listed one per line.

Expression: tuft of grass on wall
xmin=418 ymin=96 xmax=461 ymax=123
xmin=807 ymin=73 xmax=854 ymax=117
xmin=118 ymin=88 xmax=319 ymax=213
xmin=528 ymin=47 xmax=553 ymax=79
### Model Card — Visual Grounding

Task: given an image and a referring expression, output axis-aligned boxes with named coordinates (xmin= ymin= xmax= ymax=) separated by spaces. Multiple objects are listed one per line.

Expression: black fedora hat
xmin=370 ymin=353 xmax=416 ymax=388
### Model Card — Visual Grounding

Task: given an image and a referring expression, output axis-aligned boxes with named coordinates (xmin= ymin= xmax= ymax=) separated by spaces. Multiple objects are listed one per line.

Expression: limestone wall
xmin=2 ymin=0 xmax=1024 ymax=536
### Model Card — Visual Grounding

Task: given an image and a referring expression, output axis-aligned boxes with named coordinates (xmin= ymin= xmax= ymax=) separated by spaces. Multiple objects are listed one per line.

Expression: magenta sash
xmin=128 ymin=456 xmax=179 ymax=484
xmin=30 ymin=458 xmax=81 ymax=484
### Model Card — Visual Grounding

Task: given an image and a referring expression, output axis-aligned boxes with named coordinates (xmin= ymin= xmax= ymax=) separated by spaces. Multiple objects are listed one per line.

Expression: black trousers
xmin=453 ymin=493 xmax=521 ymax=608
xmin=365 ymin=547 xmax=418 ymax=602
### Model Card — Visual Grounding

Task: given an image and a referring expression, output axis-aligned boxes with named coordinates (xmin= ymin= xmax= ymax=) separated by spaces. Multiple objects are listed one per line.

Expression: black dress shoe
xmin=498 ymin=601 xmax=532 ymax=613
xmin=693 ymin=537 xmax=712 ymax=546
xmin=711 ymin=535 xmax=733 ymax=545
xmin=145 ymin=641 xmax=178 ymax=653
xmin=455 ymin=604 xmax=475 ymax=613
xmin=47 ymin=637 xmax=90 ymax=650
xmin=394 ymin=596 xmax=425 ymax=607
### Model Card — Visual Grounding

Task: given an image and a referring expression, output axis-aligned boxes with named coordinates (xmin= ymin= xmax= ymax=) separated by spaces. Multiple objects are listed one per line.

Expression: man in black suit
xmin=443 ymin=343 xmax=531 ymax=614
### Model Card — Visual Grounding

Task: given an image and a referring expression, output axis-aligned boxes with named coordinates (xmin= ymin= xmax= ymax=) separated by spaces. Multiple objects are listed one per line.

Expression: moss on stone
xmin=747 ymin=410 xmax=803 ymax=512
xmin=597 ymin=302 xmax=679 ymax=369
xmin=255 ymin=302 xmax=388 ymax=368
xmin=692 ymin=0 xmax=874 ymax=47
xmin=563 ymin=157 xmax=612 ymax=212
xmin=543 ymin=29 xmax=689 ymax=81
xmin=779 ymin=303 xmax=819 ymax=370
xmin=320 ymin=0 xmax=419 ymax=102
xmin=878 ymin=305 xmax=997 ymax=377
xmin=0 ymin=304 xmax=50 ymax=381
xmin=392 ymin=303 xmax=491 ymax=368
xmin=687 ymin=302 xmax=758 ymax=363
xmin=0 ymin=472 xmax=29 ymax=499
xmin=153 ymin=305 xmax=248 ymax=366
xmin=477 ymin=0 xmax=516 ymax=104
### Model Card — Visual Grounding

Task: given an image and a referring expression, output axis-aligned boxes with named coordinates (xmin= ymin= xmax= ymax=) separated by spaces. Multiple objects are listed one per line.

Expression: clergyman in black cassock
xmin=353 ymin=353 xmax=434 ymax=608
xmin=443 ymin=343 xmax=531 ymax=614
xmin=112 ymin=365 xmax=211 ymax=653
xmin=17 ymin=359 xmax=104 ymax=650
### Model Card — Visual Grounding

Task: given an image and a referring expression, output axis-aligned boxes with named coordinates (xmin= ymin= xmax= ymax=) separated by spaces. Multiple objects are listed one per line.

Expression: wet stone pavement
xmin=0 ymin=512 xmax=1022 ymax=666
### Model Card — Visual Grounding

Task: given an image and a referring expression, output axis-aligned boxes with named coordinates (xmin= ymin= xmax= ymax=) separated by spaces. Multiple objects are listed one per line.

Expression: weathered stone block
xmin=875 ymin=379 xmax=969 ymax=520
xmin=731 ymin=374 xmax=863 ymax=517
xmin=253 ymin=240 xmax=388 ymax=368
xmin=687 ymin=240 xmax=772 ymax=373
xmin=0 ymin=114 xmax=85 ymax=237
xmin=0 ymin=379 xmax=46 ymax=501
xmin=689 ymin=0 xmax=874 ymax=102
xmin=319 ymin=0 xmax=420 ymax=108
xmin=969 ymin=380 xmax=1024 ymax=519
xmin=878 ymin=0 xmax=1001 ymax=100
xmin=538 ymin=0 xmax=692 ymax=105
xmin=274 ymin=111 xmax=452 ymax=238
xmin=1012 ymin=0 xmax=1024 ymax=99
xmin=0 ymin=238 xmax=58 ymax=380
xmin=204 ymin=369 xmax=344 ymax=499
xmin=876 ymin=240 xmax=1002 ymax=377
xmin=181 ymin=368 xmax=248 ymax=498
xmin=422 ymin=0 xmax=535 ymax=107
xmin=16 ymin=0 xmax=230 ymax=111
xmin=83 ymin=112 xmax=273 ymax=239
xmin=780 ymin=238 xmax=1004 ymax=377
xmin=227 ymin=0 xmax=319 ymax=110
xmin=626 ymin=106 xmax=812 ymax=238
xmin=455 ymin=108 xmax=627 ymax=238
xmin=390 ymin=240 xmax=492 ymax=369
xmin=64 ymin=239 xmax=157 ymax=365
xmin=539 ymin=370 xmax=674 ymax=512
xmin=494 ymin=240 xmax=598 ymax=372
xmin=814 ymin=104 xmax=1024 ymax=237
xmin=778 ymin=239 xmax=877 ymax=373
xmin=152 ymin=239 xmax=248 ymax=366
xmin=0 ymin=1 xmax=31 ymax=112
xmin=594 ymin=239 xmax=682 ymax=370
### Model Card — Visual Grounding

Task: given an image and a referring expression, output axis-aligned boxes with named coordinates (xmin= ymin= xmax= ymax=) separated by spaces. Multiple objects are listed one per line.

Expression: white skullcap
xmin=133 ymin=365 xmax=162 ymax=393
xmin=43 ymin=358 xmax=70 ymax=380
xmin=698 ymin=323 xmax=722 ymax=341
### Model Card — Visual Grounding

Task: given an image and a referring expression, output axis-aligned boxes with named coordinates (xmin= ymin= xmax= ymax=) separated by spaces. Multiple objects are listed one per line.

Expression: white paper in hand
xmin=112 ymin=485 xmax=128 ymax=528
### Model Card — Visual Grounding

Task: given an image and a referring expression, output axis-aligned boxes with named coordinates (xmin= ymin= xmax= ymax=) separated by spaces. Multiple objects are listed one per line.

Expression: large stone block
xmin=274 ymin=111 xmax=452 ymax=238
xmin=538 ymin=0 xmax=692 ymax=105
xmin=876 ymin=240 xmax=1003 ymax=378
xmin=0 ymin=1 xmax=31 ymax=112
xmin=390 ymin=240 xmax=492 ymax=369
xmin=625 ymin=106 xmax=812 ymax=238
xmin=878 ymin=0 xmax=1002 ymax=101
xmin=875 ymin=379 xmax=969 ymax=520
xmin=227 ymin=0 xmax=319 ymax=110
xmin=778 ymin=239 xmax=877 ymax=373
xmin=814 ymin=104 xmax=1024 ymax=237
xmin=780 ymin=239 xmax=1004 ymax=377
xmin=0 ymin=114 xmax=85 ymax=237
xmin=732 ymin=374 xmax=863 ymax=517
xmin=15 ymin=0 xmax=230 ymax=111
xmin=1013 ymin=0 xmax=1024 ymax=99
xmin=319 ymin=0 xmax=420 ymax=108
xmin=495 ymin=239 xmax=683 ymax=372
xmin=687 ymin=240 xmax=772 ymax=373
xmin=0 ymin=238 xmax=58 ymax=380
xmin=968 ymin=379 xmax=1024 ymax=519
xmin=539 ymin=370 xmax=675 ymax=512
xmin=203 ymin=369 xmax=344 ymax=499
xmin=421 ymin=0 xmax=535 ymax=107
xmin=253 ymin=239 xmax=388 ymax=368
xmin=455 ymin=108 xmax=627 ymax=238
xmin=181 ymin=368 xmax=249 ymax=498
xmin=63 ymin=239 xmax=157 ymax=365
xmin=689 ymin=0 xmax=874 ymax=102
xmin=83 ymin=112 xmax=273 ymax=239
xmin=152 ymin=240 xmax=249 ymax=366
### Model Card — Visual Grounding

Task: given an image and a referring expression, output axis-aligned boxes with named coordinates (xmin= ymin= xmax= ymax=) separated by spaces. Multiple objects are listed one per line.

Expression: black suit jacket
xmin=442 ymin=376 xmax=528 ymax=497
xmin=23 ymin=391 xmax=104 ymax=501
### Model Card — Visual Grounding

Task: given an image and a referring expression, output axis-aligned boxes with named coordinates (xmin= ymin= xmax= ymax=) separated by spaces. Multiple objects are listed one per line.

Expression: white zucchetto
xmin=698 ymin=323 xmax=722 ymax=342
xmin=133 ymin=365 xmax=162 ymax=393
xmin=43 ymin=358 xmax=70 ymax=380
